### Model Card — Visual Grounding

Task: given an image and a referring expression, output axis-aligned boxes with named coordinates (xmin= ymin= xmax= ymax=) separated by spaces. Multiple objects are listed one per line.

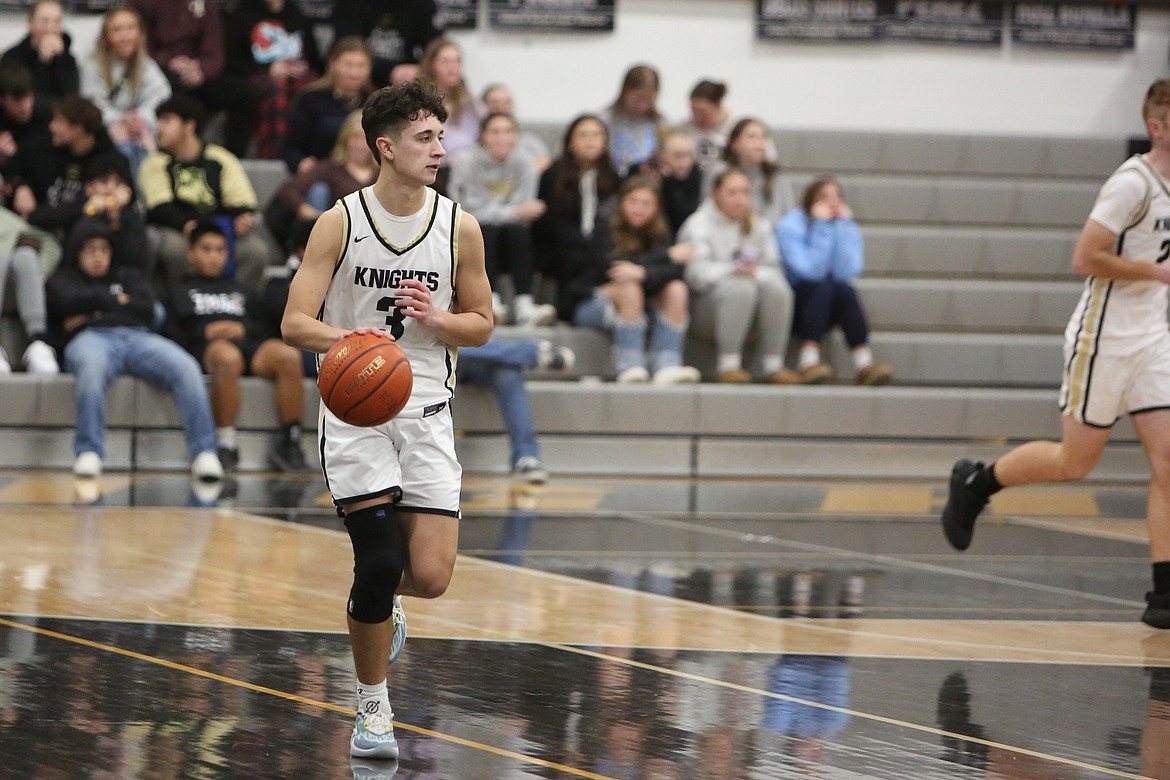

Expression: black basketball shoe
xmin=1141 ymin=591 xmax=1170 ymax=629
xmin=941 ymin=459 xmax=990 ymax=551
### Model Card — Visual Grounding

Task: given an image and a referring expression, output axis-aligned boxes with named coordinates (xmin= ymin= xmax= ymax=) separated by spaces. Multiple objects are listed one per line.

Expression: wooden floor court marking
xmin=0 ymin=616 xmax=618 ymax=780
xmin=0 ymin=614 xmax=1145 ymax=780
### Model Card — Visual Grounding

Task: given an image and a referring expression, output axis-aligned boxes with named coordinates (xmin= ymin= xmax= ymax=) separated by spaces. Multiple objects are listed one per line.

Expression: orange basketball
xmin=318 ymin=332 xmax=413 ymax=427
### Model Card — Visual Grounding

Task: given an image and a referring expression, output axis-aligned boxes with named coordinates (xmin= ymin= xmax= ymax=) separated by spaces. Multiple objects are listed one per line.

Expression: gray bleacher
xmin=0 ymin=128 xmax=1151 ymax=481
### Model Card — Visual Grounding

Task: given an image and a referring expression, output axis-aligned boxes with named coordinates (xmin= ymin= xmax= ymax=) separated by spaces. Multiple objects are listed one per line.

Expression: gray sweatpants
xmin=690 ymin=272 xmax=794 ymax=366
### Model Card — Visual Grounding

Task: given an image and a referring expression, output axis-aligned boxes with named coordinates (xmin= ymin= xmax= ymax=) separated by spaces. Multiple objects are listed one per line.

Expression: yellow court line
xmin=0 ymin=616 xmax=615 ymax=780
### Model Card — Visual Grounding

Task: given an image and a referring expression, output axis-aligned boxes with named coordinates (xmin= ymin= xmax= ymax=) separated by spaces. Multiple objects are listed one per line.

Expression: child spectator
xmin=678 ymin=167 xmax=797 ymax=384
xmin=457 ymin=337 xmax=575 ymax=484
xmin=282 ymin=37 xmax=373 ymax=174
xmin=45 ymin=218 xmax=222 ymax=481
xmin=533 ymin=114 xmax=621 ymax=322
xmin=129 ymin=0 xmax=259 ymax=158
xmin=79 ymin=6 xmax=171 ymax=175
xmin=417 ymin=37 xmax=484 ymax=191
xmin=776 ymin=176 xmax=893 ymax=385
xmin=79 ymin=156 xmax=148 ymax=274
xmin=654 ymin=128 xmax=702 ymax=235
xmin=602 ymin=64 xmax=664 ymax=178
xmin=164 ymin=221 xmax=307 ymax=472
xmin=481 ymin=83 xmax=551 ymax=172
xmin=586 ymin=176 xmax=701 ymax=384
xmin=265 ymin=110 xmax=376 ymax=255
xmin=138 ymin=95 xmax=273 ymax=290
xmin=708 ymin=118 xmax=793 ymax=228
xmin=11 ymin=94 xmax=132 ymax=243
xmin=0 ymin=223 xmax=58 ymax=374
xmin=224 ymin=0 xmax=323 ymax=160
xmin=449 ymin=112 xmax=554 ymax=327
xmin=0 ymin=62 xmax=52 ymax=184
xmin=0 ymin=0 xmax=78 ymax=103
xmin=331 ymin=0 xmax=442 ymax=87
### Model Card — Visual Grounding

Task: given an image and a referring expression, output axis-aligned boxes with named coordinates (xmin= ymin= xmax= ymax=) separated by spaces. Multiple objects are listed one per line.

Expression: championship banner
xmin=1011 ymin=3 xmax=1134 ymax=49
xmin=880 ymin=1 xmax=1004 ymax=44
xmin=756 ymin=0 xmax=882 ymax=40
xmin=437 ymin=0 xmax=480 ymax=30
xmin=488 ymin=0 xmax=616 ymax=31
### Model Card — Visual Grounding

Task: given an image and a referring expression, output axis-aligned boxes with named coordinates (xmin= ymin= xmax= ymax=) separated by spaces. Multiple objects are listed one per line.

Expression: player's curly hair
xmin=362 ymin=81 xmax=449 ymax=159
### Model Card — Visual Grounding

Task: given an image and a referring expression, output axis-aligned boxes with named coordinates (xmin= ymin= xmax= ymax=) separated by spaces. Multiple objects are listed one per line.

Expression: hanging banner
xmin=880 ymin=1 xmax=1004 ymax=44
xmin=756 ymin=0 xmax=882 ymax=40
xmin=1011 ymin=3 xmax=1134 ymax=49
xmin=488 ymin=0 xmax=616 ymax=31
xmin=437 ymin=0 xmax=480 ymax=29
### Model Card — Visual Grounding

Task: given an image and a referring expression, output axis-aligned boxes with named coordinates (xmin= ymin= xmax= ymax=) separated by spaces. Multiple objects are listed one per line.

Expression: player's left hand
xmin=395 ymin=278 xmax=439 ymax=326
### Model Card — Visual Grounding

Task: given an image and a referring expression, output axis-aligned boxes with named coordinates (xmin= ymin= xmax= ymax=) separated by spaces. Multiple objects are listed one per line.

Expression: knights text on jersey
xmin=321 ymin=186 xmax=460 ymax=418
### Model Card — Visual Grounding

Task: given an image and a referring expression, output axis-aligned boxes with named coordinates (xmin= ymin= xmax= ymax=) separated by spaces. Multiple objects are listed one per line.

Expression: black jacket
xmin=225 ymin=0 xmax=323 ymax=79
xmin=15 ymin=131 xmax=132 ymax=238
xmin=0 ymin=32 xmax=79 ymax=100
xmin=331 ymin=0 xmax=440 ymax=85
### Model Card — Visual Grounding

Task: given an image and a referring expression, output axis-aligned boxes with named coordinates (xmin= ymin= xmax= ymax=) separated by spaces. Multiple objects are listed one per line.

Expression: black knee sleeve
xmin=344 ymin=504 xmax=404 ymax=624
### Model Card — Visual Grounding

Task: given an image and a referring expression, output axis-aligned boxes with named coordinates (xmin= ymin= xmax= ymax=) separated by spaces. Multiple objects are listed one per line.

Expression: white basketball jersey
xmin=1067 ymin=155 xmax=1170 ymax=348
xmin=322 ymin=186 xmax=459 ymax=418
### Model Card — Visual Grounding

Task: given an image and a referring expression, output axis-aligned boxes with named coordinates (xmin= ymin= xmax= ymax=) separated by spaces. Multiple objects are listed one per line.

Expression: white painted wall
xmin=3 ymin=0 xmax=1167 ymax=139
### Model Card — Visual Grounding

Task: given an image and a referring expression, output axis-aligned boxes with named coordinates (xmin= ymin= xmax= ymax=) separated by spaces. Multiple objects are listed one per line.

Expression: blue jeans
xmin=64 ymin=326 xmax=217 ymax=459
xmin=458 ymin=339 xmax=539 ymax=466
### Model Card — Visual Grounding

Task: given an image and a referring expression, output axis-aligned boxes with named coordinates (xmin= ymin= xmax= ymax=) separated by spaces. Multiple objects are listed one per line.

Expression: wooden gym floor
xmin=1 ymin=467 xmax=1169 ymax=779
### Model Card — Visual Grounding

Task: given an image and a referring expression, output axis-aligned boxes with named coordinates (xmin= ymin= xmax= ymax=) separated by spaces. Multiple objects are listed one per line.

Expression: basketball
xmin=318 ymin=332 xmax=413 ymax=427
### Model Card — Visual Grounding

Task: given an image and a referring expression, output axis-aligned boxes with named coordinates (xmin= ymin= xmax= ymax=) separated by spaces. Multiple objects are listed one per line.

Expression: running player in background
xmin=941 ymin=79 xmax=1170 ymax=630
xmin=281 ymin=79 xmax=492 ymax=761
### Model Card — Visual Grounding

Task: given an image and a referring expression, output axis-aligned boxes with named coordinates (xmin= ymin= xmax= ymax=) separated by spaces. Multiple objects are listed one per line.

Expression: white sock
xmin=357 ymin=679 xmax=391 ymax=717
xmin=216 ymin=427 xmax=237 ymax=449
xmin=513 ymin=293 xmax=535 ymax=317
xmin=798 ymin=344 xmax=821 ymax=370
xmin=760 ymin=354 xmax=783 ymax=374
xmin=717 ymin=353 xmax=742 ymax=373
xmin=853 ymin=346 xmax=874 ymax=371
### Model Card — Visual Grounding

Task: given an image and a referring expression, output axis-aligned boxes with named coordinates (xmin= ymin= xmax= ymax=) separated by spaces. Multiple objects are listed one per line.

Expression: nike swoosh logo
xmin=354 ymin=235 xmax=370 ymax=243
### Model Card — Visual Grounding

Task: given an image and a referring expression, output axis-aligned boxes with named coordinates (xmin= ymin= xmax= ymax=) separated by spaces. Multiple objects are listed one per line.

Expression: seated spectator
xmin=164 ymin=221 xmax=307 ymax=472
xmin=79 ymin=155 xmax=148 ymax=274
xmin=266 ymin=110 xmax=376 ymax=254
xmin=0 ymin=220 xmax=58 ymax=374
xmin=602 ymin=64 xmax=664 ymax=178
xmin=282 ymin=36 xmax=373 ymax=174
xmin=225 ymin=0 xmax=322 ymax=160
xmin=0 ymin=62 xmax=52 ymax=185
xmin=331 ymin=0 xmax=441 ymax=88
xmin=776 ymin=176 xmax=893 ymax=386
xmin=11 ymin=94 xmax=132 ymax=242
xmin=533 ymin=114 xmax=620 ymax=322
xmin=0 ymin=0 xmax=78 ymax=103
xmin=129 ymin=0 xmax=258 ymax=158
xmin=707 ymin=118 xmax=793 ymax=228
xmin=449 ymin=112 xmax=554 ymax=327
xmin=45 ymin=218 xmax=222 ymax=481
xmin=481 ymin=83 xmax=551 ymax=172
xmin=417 ymin=37 xmax=484 ymax=192
xmin=138 ymin=95 xmax=273 ymax=290
xmin=678 ymin=167 xmax=797 ymax=384
xmin=79 ymin=6 xmax=171 ymax=175
xmin=654 ymin=127 xmax=702 ymax=235
xmin=585 ymin=176 xmax=700 ymax=384
xmin=457 ymin=337 xmax=575 ymax=484
xmin=681 ymin=79 xmax=776 ymax=176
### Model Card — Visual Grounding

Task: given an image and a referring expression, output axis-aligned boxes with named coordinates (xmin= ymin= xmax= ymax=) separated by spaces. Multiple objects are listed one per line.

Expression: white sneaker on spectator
xmin=652 ymin=366 xmax=701 ymax=385
xmin=512 ymin=456 xmax=548 ymax=484
xmin=536 ymin=340 xmax=575 ymax=371
xmin=0 ymin=346 xmax=11 ymax=374
xmin=514 ymin=303 xmax=557 ymax=328
xmin=22 ymin=340 xmax=59 ymax=375
xmin=492 ymin=294 xmax=510 ymax=325
xmin=73 ymin=451 xmax=102 ymax=478
xmin=191 ymin=451 xmax=224 ymax=482
xmin=616 ymin=366 xmax=650 ymax=383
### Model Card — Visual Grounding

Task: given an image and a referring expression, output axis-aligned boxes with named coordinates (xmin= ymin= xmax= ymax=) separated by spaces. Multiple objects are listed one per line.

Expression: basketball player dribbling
xmin=941 ymin=79 xmax=1170 ymax=630
xmin=282 ymin=80 xmax=493 ymax=762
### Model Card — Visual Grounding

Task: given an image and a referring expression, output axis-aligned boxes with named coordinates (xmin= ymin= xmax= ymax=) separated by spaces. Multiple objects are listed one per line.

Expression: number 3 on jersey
xmin=377 ymin=296 xmax=408 ymax=339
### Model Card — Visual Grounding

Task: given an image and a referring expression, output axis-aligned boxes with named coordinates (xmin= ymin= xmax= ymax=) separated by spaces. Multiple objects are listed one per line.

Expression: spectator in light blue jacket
xmin=776 ymin=176 xmax=892 ymax=386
